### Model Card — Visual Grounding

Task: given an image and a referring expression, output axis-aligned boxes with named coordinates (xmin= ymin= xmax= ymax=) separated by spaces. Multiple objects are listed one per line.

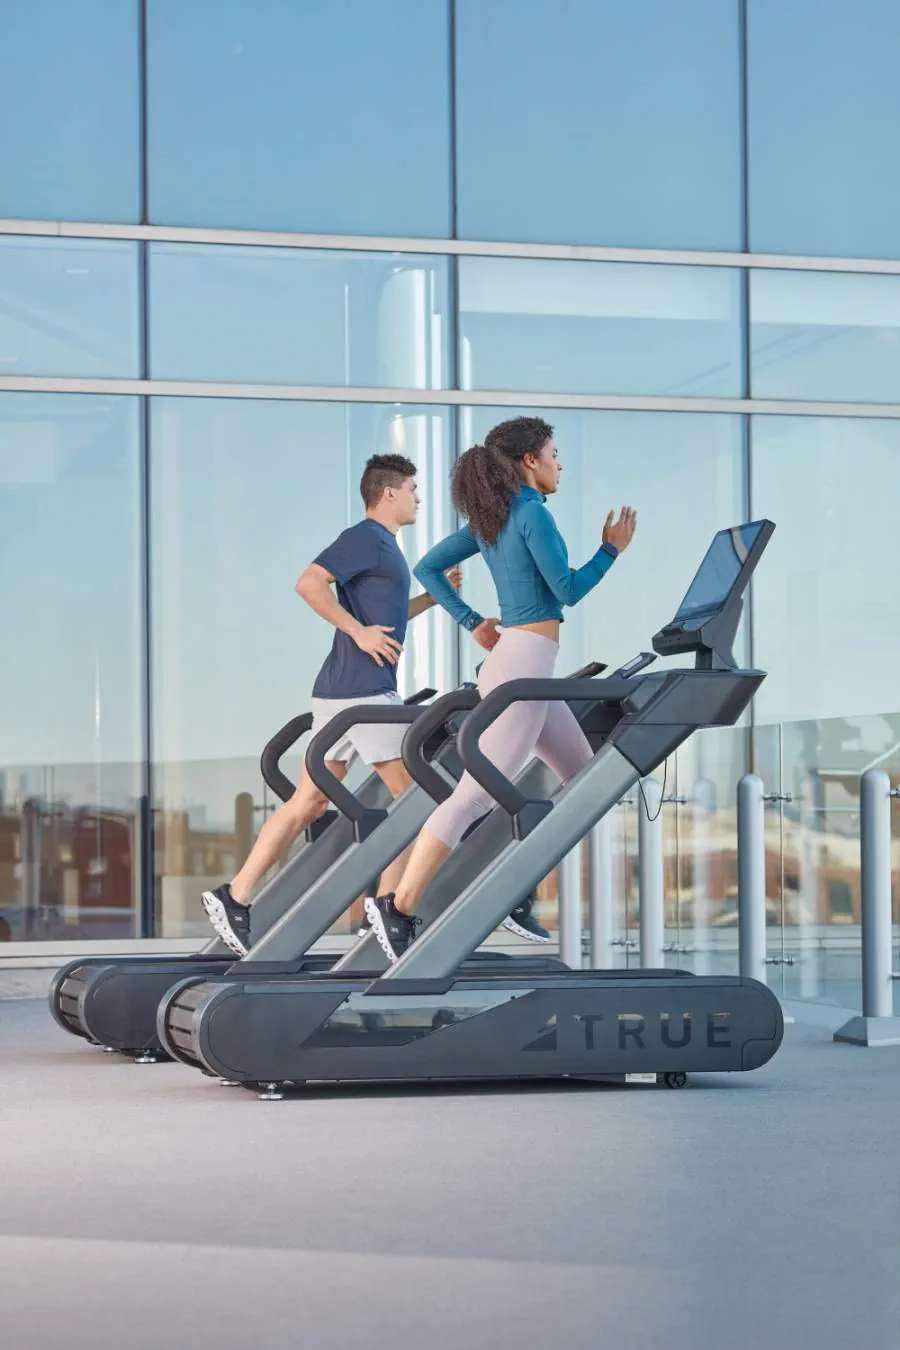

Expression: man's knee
xmin=374 ymin=758 xmax=413 ymax=799
xmin=287 ymin=782 xmax=330 ymax=823
xmin=287 ymin=759 xmax=346 ymax=823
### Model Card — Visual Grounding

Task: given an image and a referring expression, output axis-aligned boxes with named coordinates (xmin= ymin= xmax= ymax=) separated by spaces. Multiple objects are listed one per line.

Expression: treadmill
xmin=156 ymin=660 xmax=610 ymax=1071
xmin=159 ymin=520 xmax=784 ymax=1096
xmin=48 ymin=691 xmax=433 ymax=1058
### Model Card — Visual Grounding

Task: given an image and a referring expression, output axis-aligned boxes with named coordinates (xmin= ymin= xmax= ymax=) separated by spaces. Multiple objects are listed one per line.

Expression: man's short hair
xmin=360 ymin=454 xmax=417 ymax=508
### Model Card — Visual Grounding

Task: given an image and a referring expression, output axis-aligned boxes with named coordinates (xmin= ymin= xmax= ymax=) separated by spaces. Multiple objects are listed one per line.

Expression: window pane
xmin=149 ymin=244 xmax=450 ymax=387
xmin=750 ymin=414 xmax=900 ymax=1011
xmin=0 ymin=237 xmax=140 ymax=378
xmin=147 ymin=0 xmax=451 ymax=237
xmin=750 ymin=270 xmax=900 ymax=403
xmin=0 ymin=393 xmax=143 ymax=941
xmin=458 ymin=408 xmax=744 ymax=675
xmin=458 ymin=407 xmax=745 ymax=958
xmin=456 ymin=0 xmax=741 ymax=249
xmin=0 ymin=0 xmax=140 ymax=223
xmin=748 ymin=0 xmax=900 ymax=258
xmin=150 ymin=396 xmax=453 ymax=938
xmin=459 ymin=259 xmax=743 ymax=397
xmin=751 ymin=416 xmax=900 ymax=725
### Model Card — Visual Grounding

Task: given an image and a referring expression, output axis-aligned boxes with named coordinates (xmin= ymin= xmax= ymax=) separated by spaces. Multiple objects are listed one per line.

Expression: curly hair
xmin=359 ymin=453 xmax=417 ymax=508
xmin=452 ymin=417 xmax=554 ymax=545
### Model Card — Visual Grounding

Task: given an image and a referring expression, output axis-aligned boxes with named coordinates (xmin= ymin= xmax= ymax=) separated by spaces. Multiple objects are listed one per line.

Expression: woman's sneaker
xmin=502 ymin=897 xmax=551 ymax=943
xmin=364 ymin=895 xmax=421 ymax=963
xmin=201 ymin=884 xmax=251 ymax=957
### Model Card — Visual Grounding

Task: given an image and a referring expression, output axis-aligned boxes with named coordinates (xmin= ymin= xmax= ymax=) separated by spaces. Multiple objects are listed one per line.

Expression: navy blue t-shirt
xmin=311 ymin=518 xmax=411 ymax=698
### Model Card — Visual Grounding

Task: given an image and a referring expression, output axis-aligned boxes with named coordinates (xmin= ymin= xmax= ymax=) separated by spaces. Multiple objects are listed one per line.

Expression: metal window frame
xmin=4 ymin=375 xmax=900 ymax=421
xmin=5 ymin=216 xmax=900 ymax=276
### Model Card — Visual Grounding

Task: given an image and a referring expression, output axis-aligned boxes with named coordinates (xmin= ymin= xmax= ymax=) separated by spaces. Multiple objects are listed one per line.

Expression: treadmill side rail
xmin=166 ymin=972 xmax=784 ymax=1085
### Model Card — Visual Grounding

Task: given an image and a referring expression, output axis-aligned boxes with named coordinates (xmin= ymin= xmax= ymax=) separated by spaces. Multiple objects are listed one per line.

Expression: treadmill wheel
xmin=663 ymin=1071 xmax=688 ymax=1090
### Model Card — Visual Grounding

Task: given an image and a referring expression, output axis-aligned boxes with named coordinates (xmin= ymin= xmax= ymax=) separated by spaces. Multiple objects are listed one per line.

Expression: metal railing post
xmin=690 ymin=776 xmax=716 ymax=976
xmin=738 ymin=774 xmax=767 ymax=983
xmin=587 ymin=817 xmax=614 ymax=968
xmin=638 ymin=778 xmax=664 ymax=967
xmin=834 ymin=769 xmax=900 ymax=1047
xmin=558 ymin=842 xmax=583 ymax=970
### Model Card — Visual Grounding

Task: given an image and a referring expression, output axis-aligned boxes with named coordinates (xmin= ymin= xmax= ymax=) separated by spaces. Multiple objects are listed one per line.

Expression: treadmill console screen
xmin=675 ymin=522 xmax=767 ymax=621
xmin=653 ymin=518 xmax=775 ymax=664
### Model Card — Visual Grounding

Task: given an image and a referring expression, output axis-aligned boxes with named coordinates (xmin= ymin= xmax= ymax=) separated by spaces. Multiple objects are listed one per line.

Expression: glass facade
xmin=1 ymin=1 xmax=897 ymax=1017
xmin=459 ymin=259 xmax=743 ymax=397
xmin=747 ymin=0 xmax=900 ymax=259
xmin=150 ymin=396 xmax=453 ymax=937
xmin=0 ymin=393 xmax=143 ymax=940
xmin=146 ymin=0 xmax=452 ymax=236
xmin=148 ymin=245 xmax=450 ymax=387
xmin=0 ymin=237 xmax=141 ymax=378
xmin=455 ymin=0 xmax=742 ymax=250
xmin=0 ymin=0 xmax=141 ymax=223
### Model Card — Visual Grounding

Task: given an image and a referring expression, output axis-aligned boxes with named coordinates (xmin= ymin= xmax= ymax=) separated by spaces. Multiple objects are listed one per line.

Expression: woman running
xmin=365 ymin=415 xmax=636 ymax=961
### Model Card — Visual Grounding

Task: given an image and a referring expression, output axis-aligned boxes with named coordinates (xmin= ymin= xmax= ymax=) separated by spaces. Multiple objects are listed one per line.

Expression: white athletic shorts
xmin=309 ymin=690 xmax=406 ymax=766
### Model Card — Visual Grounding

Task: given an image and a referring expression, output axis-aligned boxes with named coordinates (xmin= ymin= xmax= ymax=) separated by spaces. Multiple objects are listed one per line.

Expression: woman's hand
xmin=603 ymin=506 xmax=637 ymax=554
xmin=446 ymin=567 xmax=463 ymax=592
xmin=472 ymin=618 xmax=501 ymax=651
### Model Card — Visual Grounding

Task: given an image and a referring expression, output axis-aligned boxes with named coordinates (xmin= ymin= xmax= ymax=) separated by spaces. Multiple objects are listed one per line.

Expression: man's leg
xmin=201 ymin=759 xmax=347 ymax=955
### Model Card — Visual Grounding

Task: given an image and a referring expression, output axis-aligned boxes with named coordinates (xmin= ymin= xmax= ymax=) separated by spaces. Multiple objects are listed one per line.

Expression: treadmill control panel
xmin=614 ymin=651 xmax=658 ymax=678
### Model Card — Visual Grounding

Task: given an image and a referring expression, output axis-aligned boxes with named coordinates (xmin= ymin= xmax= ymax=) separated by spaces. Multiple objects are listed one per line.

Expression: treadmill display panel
xmin=674 ymin=521 xmax=767 ymax=620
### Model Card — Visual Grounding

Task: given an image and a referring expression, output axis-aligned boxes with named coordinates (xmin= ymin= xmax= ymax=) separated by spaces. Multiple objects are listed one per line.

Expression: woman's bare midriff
xmin=509 ymin=619 xmax=560 ymax=643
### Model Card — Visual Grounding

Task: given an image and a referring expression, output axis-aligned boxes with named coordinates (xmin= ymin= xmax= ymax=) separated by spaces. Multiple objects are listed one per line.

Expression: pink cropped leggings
xmin=427 ymin=628 xmax=593 ymax=849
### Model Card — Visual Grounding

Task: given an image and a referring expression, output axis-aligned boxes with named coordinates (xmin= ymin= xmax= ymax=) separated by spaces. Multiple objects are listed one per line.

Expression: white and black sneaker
xmin=364 ymin=894 xmax=421 ymax=963
xmin=502 ymin=896 xmax=551 ymax=944
xmin=201 ymin=884 xmax=251 ymax=957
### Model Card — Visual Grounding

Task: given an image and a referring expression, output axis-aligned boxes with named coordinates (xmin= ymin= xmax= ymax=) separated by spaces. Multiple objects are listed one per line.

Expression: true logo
xmin=523 ymin=1011 xmax=731 ymax=1053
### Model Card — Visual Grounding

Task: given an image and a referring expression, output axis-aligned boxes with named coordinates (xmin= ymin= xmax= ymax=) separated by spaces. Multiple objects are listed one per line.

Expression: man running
xmin=201 ymin=452 xmax=548 ymax=956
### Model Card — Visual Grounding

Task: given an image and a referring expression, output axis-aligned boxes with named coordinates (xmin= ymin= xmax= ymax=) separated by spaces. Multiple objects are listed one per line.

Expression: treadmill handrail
xmin=401 ymin=688 xmax=480 ymax=803
xmin=569 ymin=660 xmax=608 ymax=679
xmin=259 ymin=713 xmax=313 ymax=804
xmin=305 ymin=703 xmax=431 ymax=834
xmin=456 ymin=674 xmax=635 ymax=820
xmin=264 ymin=688 xmax=437 ymax=808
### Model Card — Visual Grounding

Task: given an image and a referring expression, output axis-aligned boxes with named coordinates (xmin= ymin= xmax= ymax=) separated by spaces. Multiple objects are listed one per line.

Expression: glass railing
xmin=534 ymin=713 xmax=900 ymax=1016
xmin=3 ymin=713 xmax=899 ymax=1021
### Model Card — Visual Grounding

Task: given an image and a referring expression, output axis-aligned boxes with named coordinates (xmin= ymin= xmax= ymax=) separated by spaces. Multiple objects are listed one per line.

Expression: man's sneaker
xmin=502 ymin=896 xmax=551 ymax=944
xmin=357 ymin=913 xmax=372 ymax=938
xmin=201 ymin=884 xmax=251 ymax=957
xmin=364 ymin=894 xmax=421 ymax=963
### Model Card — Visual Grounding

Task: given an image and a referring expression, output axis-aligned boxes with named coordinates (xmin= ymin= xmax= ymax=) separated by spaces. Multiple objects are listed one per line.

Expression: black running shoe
xmin=357 ymin=913 xmax=372 ymax=938
xmin=364 ymin=894 xmax=421 ymax=963
xmin=502 ymin=895 xmax=551 ymax=944
xmin=201 ymin=884 xmax=251 ymax=957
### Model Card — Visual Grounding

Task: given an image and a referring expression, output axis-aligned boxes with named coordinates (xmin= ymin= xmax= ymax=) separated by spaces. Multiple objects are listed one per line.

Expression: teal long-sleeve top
xmin=414 ymin=485 xmax=618 ymax=631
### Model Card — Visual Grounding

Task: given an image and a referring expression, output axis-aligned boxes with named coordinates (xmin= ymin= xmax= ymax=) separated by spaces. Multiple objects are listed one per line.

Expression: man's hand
xmin=354 ymin=625 xmax=403 ymax=667
xmin=446 ymin=566 xmax=463 ymax=592
xmin=602 ymin=506 xmax=637 ymax=554
xmin=472 ymin=617 xmax=501 ymax=652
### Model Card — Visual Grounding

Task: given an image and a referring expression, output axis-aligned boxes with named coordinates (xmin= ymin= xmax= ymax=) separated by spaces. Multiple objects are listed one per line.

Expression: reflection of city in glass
xmin=0 ymin=0 xmax=898 ymax=1018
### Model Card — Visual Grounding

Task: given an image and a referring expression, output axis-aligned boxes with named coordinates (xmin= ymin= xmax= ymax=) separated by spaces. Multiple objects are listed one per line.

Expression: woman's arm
xmin=408 ymin=567 xmax=462 ymax=620
xmin=413 ymin=525 xmax=484 ymax=631
xmin=520 ymin=503 xmax=618 ymax=607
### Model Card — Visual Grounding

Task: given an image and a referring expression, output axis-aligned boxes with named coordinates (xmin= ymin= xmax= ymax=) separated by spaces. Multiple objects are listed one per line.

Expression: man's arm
xmin=295 ymin=563 xmax=402 ymax=668
xmin=408 ymin=593 xmax=436 ymax=620
xmin=407 ymin=567 xmax=463 ymax=621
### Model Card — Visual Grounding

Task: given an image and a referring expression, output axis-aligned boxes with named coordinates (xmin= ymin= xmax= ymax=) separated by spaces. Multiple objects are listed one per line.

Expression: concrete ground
xmin=1 ymin=999 xmax=899 ymax=1350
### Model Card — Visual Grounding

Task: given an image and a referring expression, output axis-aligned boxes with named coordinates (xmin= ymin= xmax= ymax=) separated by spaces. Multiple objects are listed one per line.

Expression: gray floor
xmin=1 ymin=1000 xmax=899 ymax=1350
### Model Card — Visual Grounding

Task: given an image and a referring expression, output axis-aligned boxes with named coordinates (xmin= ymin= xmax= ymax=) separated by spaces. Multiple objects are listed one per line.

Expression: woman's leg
xmin=365 ymin=632 xmax=561 ymax=961
xmin=388 ymin=697 xmax=549 ymax=915
xmin=533 ymin=700 xmax=593 ymax=783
